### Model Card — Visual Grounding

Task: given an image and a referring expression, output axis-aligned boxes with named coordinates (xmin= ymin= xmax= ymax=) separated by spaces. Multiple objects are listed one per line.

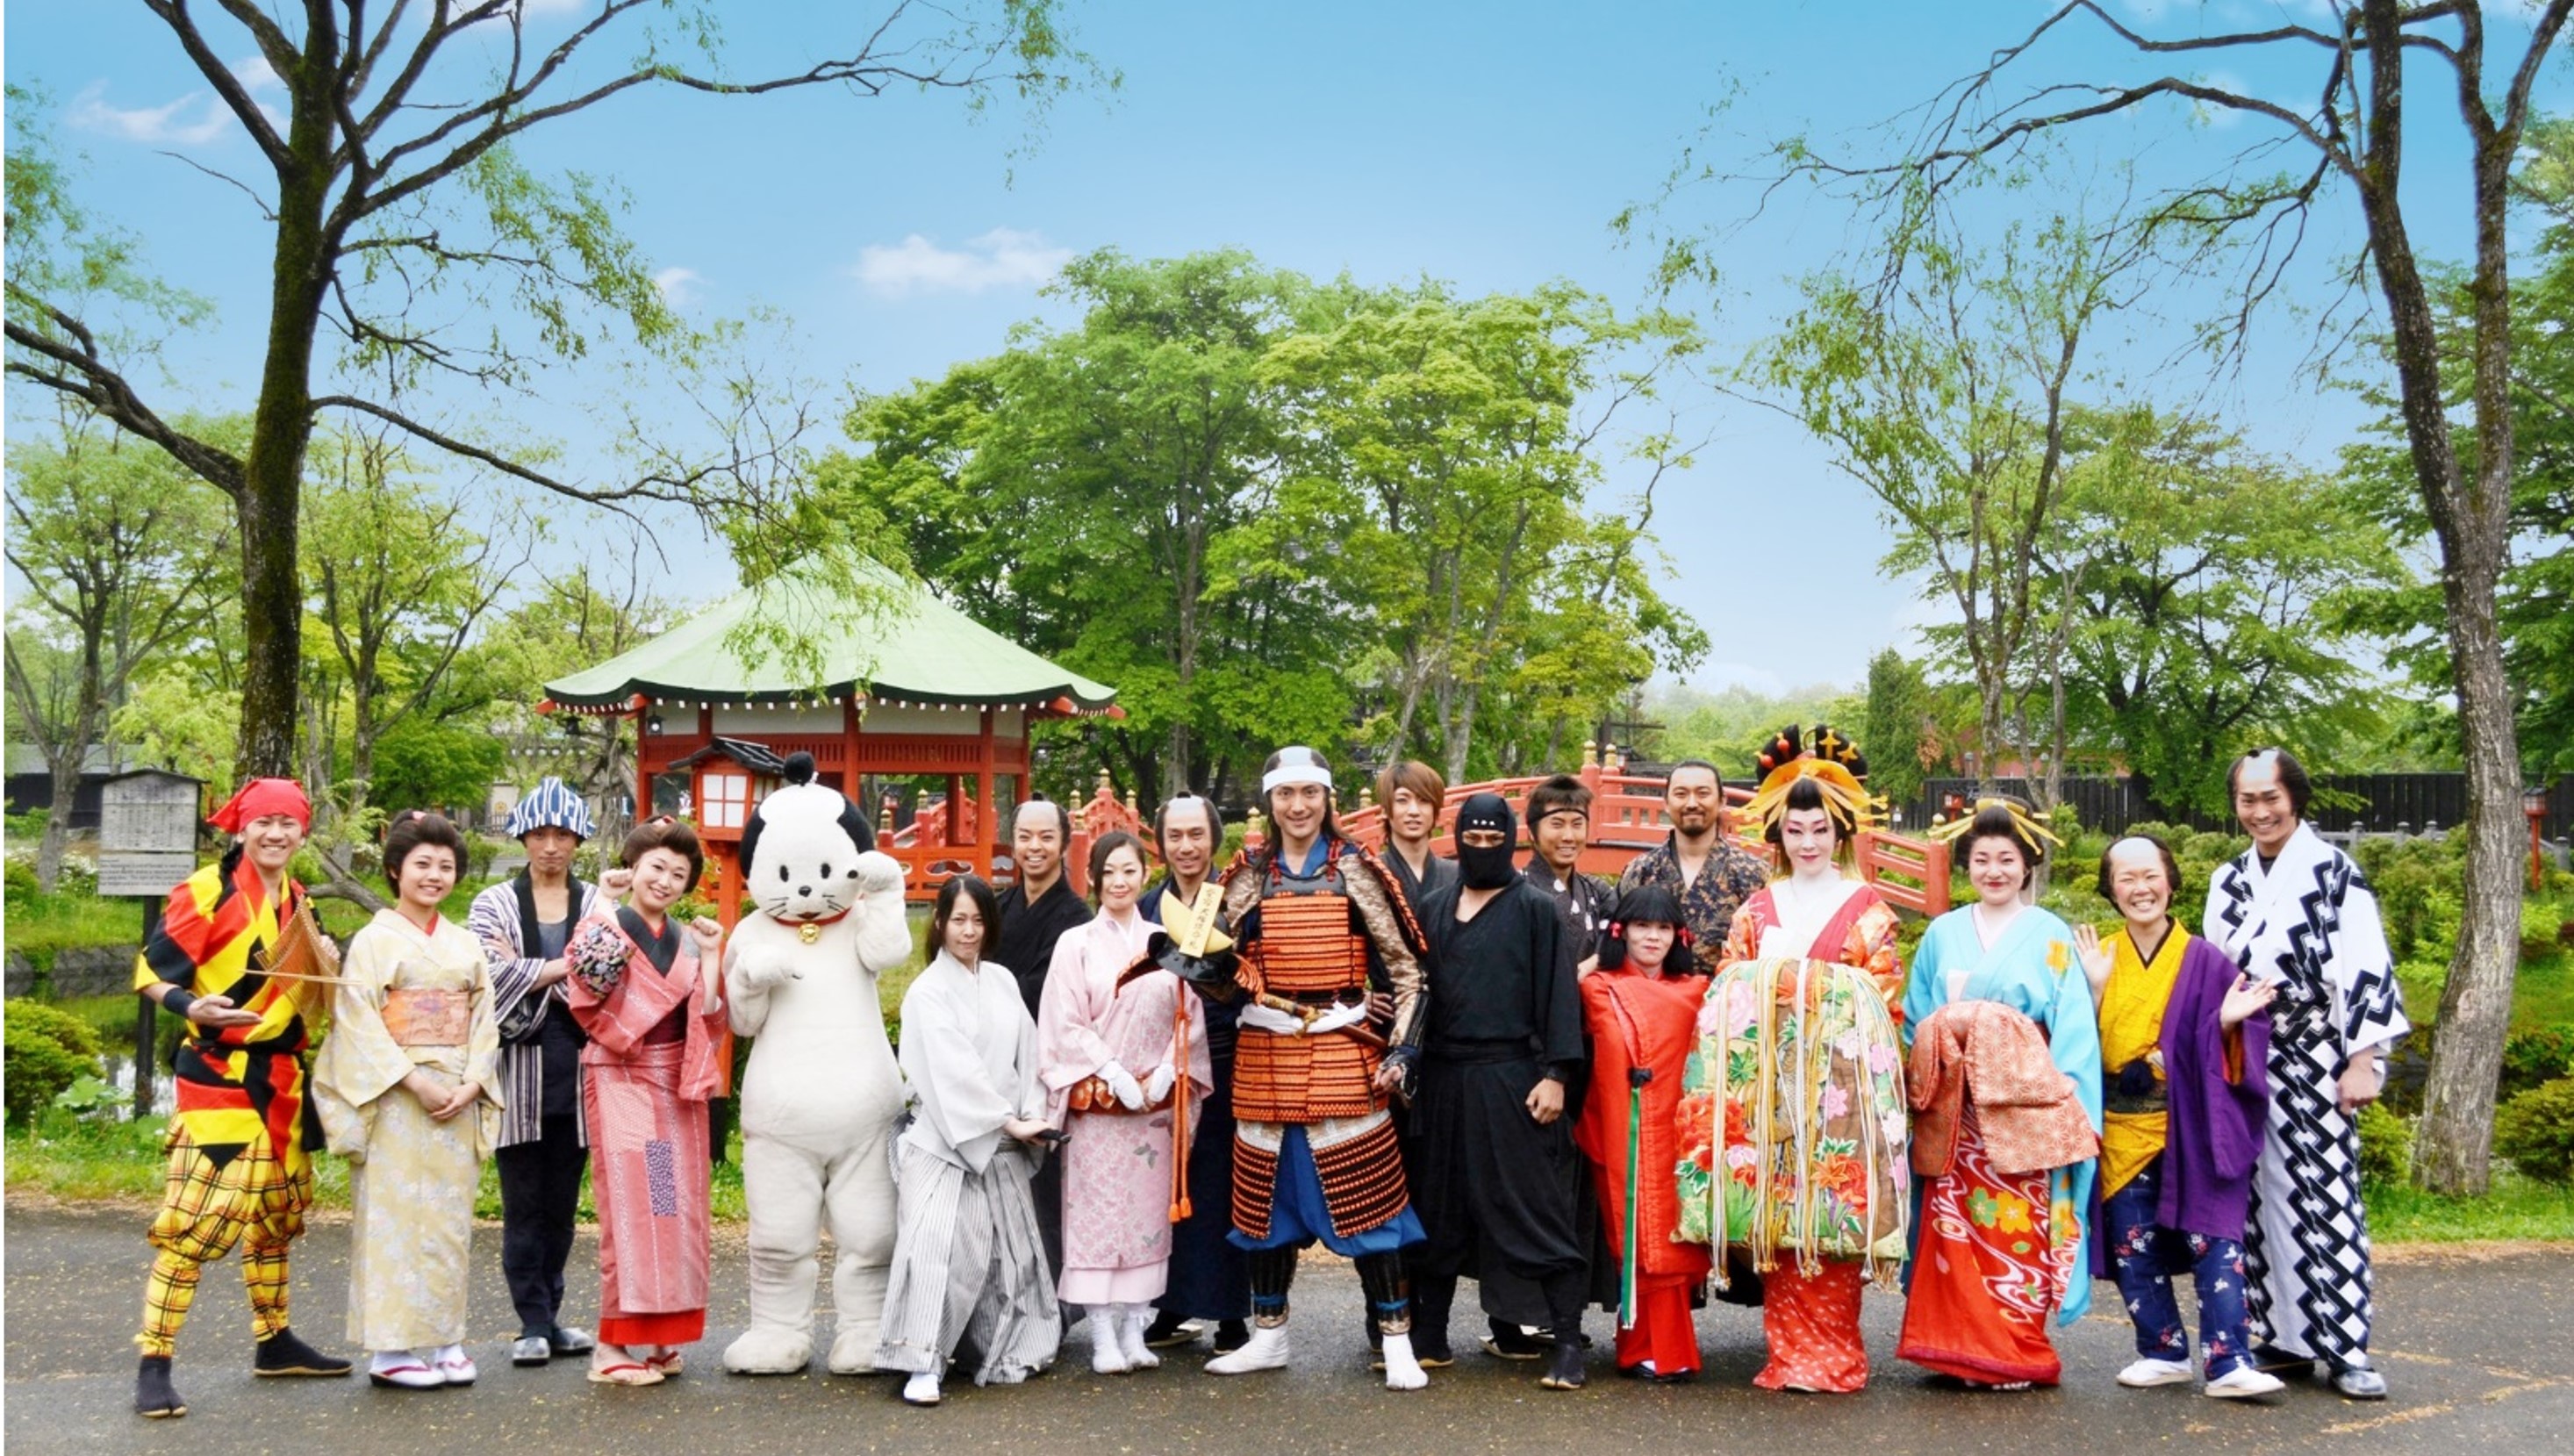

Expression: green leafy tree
xmin=2341 ymin=116 xmax=2574 ymax=780
xmin=1268 ymin=282 xmax=1705 ymax=782
xmin=3 ymin=4 xmax=1099 ymax=784
xmin=2042 ymin=407 xmax=2399 ymax=819
xmin=1753 ymin=187 xmax=2163 ymax=800
xmin=841 ymin=250 xmax=1358 ymax=807
xmin=298 ymin=432 xmax=522 ymax=827
xmin=4 ymin=411 xmax=236 ymax=889
xmin=1767 ymin=0 xmax=2557 ymax=1207
xmin=1861 ymin=649 xmax=1936 ymax=809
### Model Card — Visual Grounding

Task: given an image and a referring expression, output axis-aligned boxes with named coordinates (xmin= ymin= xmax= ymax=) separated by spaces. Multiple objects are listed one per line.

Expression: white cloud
xmin=852 ymin=227 xmax=1072 ymax=298
xmin=70 ymin=58 xmax=284 ymax=147
xmin=653 ymin=267 xmax=704 ymax=305
xmin=70 ymin=82 xmax=233 ymax=147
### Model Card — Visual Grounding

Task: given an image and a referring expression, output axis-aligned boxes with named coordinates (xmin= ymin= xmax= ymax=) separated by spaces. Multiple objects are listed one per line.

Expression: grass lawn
xmin=5 ymin=890 xmax=156 ymax=972
xmin=2362 ymin=1173 xmax=2574 ymax=1243
xmin=3 ymin=1111 xmax=750 ymax=1224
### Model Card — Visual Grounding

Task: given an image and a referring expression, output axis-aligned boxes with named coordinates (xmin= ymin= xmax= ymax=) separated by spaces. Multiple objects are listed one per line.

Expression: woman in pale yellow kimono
xmin=313 ymin=812 xmax=502 ymax=1390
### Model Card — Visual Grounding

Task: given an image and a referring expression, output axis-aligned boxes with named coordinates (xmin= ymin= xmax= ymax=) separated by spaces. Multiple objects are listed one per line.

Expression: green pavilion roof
xmin=541 ymin=557 xmax=1116 ymax=714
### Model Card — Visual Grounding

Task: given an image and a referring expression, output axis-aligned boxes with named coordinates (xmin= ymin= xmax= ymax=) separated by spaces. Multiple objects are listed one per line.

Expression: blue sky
xmin=7 ymin=1 xmax=2563 ymax=695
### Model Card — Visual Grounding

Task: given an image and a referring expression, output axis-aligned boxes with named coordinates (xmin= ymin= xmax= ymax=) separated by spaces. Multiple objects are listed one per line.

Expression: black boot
xmin=254 ymin=1327 xmax=353 ymax=1377
xmin=1212 ymin=1319 xmax=1250 ymax=1354
xmin=135 ymin=1356 xmax=186 ymax=1417
xmin=1482 ymin=1318 xmax=1547 ymax=1360
xmin=1540 ymin=1338 xmax=1587 ymax=1390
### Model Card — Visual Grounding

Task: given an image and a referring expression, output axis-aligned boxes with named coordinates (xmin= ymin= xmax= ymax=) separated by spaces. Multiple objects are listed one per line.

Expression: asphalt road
xmin=6 ymin=1201 xmax=2569 ymax=1455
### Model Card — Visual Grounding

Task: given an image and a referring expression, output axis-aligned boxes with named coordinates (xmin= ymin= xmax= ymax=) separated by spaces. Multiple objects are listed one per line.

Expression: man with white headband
xmin=1204 ymin=747 xmax=1434 ymax=1389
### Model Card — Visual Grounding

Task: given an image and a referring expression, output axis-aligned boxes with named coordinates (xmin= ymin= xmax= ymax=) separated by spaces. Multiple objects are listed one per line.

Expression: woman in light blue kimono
xmin=1897 ymin=801 xmax=2102 ymax=1389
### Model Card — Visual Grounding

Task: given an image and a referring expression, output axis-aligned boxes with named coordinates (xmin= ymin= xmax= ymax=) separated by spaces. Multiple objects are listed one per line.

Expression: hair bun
xmin=1808 ymin=723 xmax=1869 ymax=782
xmin=1755 ymin=725 xmax=1803 ymax=778
xmin=782 ymin=751 xmax=817 ymax=786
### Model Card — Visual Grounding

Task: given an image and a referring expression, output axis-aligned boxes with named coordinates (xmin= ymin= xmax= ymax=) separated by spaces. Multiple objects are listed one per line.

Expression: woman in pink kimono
xmin=1036 ymin=831 xmax=1211 ymax=1375
xmin=563 ymin=816 xmax=727 ymax=1388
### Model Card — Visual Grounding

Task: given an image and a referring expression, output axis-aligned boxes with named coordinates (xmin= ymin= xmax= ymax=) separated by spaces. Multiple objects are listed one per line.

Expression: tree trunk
xmin=233 ymin=100 xmax=335 ymax=782
xmin=2411 ymin=86 xmax=2527 ymax=1194
xmin=35 ymin=752 xmax=77 ymax=893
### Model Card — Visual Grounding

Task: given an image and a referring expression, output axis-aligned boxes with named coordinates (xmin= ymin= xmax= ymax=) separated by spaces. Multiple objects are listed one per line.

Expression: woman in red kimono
xmin=1574 ymin=886 xmax=1711 ymax=1382
xmin=1714 ymin=726 xmax=1905 ymax=1394
xmin=564 ymin=817 xmax=728 ymax=1388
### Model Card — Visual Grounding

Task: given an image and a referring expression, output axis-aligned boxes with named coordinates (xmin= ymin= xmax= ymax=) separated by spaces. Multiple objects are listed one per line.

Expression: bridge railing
xmin=1334 ymin=760 xmax=1950 ymax=918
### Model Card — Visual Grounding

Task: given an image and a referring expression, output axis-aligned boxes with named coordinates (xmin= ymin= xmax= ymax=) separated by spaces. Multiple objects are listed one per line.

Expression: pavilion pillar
xmin=842 ymin=693 xmax=864 ymax=804
xmin=944 ymin=774 xmax=964 ymax=848
xmin=632 ymin=707 xmax=651 ymax=823
xmin=976 ymin=708 xmax=997 ymax=882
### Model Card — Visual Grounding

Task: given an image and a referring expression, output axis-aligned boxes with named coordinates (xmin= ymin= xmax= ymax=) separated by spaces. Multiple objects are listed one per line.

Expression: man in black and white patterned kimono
xmin=2205 ymin=749 xmax=2407 ymax=1402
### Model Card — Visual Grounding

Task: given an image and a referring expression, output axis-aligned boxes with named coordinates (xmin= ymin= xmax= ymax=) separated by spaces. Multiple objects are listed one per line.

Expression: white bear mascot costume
xmin=721 ymin=753 xmax=915 ymax=1375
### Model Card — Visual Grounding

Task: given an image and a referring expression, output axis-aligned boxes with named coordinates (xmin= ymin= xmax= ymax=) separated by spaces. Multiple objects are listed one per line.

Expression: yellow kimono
xmin=312 ymin=909 xmax=503 ymax=1352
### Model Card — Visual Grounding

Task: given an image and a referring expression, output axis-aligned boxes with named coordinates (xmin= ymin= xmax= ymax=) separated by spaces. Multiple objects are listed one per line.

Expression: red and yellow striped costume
xmin=131 ymin=849 xmax=319 ymax=1357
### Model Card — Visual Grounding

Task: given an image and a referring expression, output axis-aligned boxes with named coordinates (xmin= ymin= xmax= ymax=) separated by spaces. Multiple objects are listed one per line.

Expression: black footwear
xmin=135 ymin=1356 xmax=186 ymax=1418
xmin=1482 ymin=1322 xmax=1548 ymax=1360
xmin=254 ymin=1328 xmax=354 ymax=1377
xmin=1414 ymin=1342 xmax=1455 ymax=1368
xmin=1211 ymin=1320 xmax=1250 ymax=1355
xmin=2250 ymin=1344 xmax=2316 ymax=1378
xmin=1143 ymin=1310 xmax=1198 ymax=1348
xmin=1539 ymin=1339 xmax=1587 ymax=1390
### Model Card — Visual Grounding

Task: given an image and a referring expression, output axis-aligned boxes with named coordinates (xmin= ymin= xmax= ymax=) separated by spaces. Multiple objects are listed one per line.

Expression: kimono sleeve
xmin=311 ymin=924 xmax=415 ymax=1160
xmin=563 ymin=920 xmax=646 ymax=1056
xmin=1902 ymin=915 xmax=1951 ymax=1048
xmin=470 ymin=880 xmax=548 ymax=1033
xmin=2332 ymin=872 xmax=2409 ymax=1055
xmin=2047 ymin=938 xmax=2104 ymax=1132
xmin=902 ymin=979 xmax=1019 ymax=1173
xmin=1530 ymin=892 xmax=1587 ymax=1079
xmin=1034 ymin=932 xmax=1118 ymax=1092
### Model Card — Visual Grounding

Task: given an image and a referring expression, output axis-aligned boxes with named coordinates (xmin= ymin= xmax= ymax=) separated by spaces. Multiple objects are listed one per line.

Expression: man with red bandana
xmin=129 ymin=778 xmax=353 ymax=1418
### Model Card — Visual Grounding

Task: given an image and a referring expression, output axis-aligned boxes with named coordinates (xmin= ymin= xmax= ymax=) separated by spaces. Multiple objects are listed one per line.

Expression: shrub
xmin=4 ymin=857 xmax=37 ymax=900
xmin=5 ymin=999 xmax=105 ymax=1059
xmin=2522 ymin=900 xmax=2570 ymax=966
xmin=1 ymin=1003 xmax=104 ymax=1131
xmin=2503 ymin=1025 xmax=2574 ymax=1098
xmin=2355 ymin=1101 xmax=2414 ymax=1185
xmin=2493 ymin=1078 xmax=2574 ymax=1185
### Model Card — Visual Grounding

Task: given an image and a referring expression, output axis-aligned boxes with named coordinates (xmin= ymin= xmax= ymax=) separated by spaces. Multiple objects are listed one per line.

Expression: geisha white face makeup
xmin=1779 ymin=807 xmax=1839 ymax=878
xmin=1967 ymin=837 xmax=2028 ymax=908
xmin=1098 ymin=845 xmax=1145 ymax=913
xmin=1624 ymin=920 xmax=1677 ymax=973
xmin=630 ymin=846 xmax=693 ymax=916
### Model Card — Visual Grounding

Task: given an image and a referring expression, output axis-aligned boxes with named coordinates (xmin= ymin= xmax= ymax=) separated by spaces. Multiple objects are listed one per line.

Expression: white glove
xmin=1237 ymin=1002 xmax=1306 ymax=1036
xmin=1101 ymin=1062 xmax=1147 ymax=1110
xmin=1145 ymin=1062 xmax=1178 ymax=1103
xmin=1307 ymin=1002 xmax=1368 ymax=1036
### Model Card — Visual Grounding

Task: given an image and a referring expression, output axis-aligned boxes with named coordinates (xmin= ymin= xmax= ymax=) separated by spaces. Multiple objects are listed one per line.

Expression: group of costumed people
xmin=126 ymin=728 xmax=2405 ymax=1417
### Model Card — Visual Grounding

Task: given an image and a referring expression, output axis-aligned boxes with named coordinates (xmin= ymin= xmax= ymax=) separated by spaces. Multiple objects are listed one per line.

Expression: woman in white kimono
xmin=878 ymin=874 xmax=1062 ymax=1406
xmin=313 ymin=812 xmax=503 ymax=1390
